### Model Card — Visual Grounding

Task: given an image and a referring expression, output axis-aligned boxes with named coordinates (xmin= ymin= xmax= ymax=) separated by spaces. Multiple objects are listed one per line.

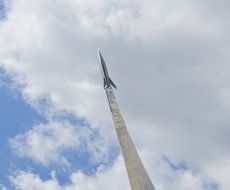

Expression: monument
xmin=98 ymin=50 xmax=155 ymax=190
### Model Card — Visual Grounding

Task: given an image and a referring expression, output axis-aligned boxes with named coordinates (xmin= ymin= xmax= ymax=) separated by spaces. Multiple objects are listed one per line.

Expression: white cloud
xmin=0 ymin=184 xmax=7 ymax=190
xmin=9 ymin=156 xmax=213 ymax=190
xmin=9 ymin=170 xmax=62 ymax=190
xmin=9 ymin=157 xmax=130 ymax=190
xmin=203 ymin=155 xmax=230 ymax=190
xmin=1 ymin=0 xmax=230 ymax=189
xmin=9 ymin=122 xmax=80 ymax=166
xmin=9 ymin=121 xmax=117 ymax=167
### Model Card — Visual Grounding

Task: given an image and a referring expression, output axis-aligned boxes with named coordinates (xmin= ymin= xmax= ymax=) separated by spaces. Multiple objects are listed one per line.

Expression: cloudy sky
xmin=0 ymin=0 xmax=230 ymax=189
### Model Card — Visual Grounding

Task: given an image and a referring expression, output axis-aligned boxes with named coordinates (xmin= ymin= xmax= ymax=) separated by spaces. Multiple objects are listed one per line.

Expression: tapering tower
xmin=98 ymin=51 xmax=155 ymax=190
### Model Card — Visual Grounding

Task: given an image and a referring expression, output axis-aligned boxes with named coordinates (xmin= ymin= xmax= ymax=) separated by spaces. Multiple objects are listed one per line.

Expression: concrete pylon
xmin=104 ymin=86 xmax=155 ymax=190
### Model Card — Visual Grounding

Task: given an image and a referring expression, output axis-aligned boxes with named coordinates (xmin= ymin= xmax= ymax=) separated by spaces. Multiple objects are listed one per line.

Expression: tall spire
xmin=98 ymin=51 xmax=155 ymax=190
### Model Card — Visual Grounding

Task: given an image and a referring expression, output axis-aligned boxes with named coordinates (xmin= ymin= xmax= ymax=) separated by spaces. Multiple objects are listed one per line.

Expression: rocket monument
xmin=98 ymin=50 xmax=155 ymax=190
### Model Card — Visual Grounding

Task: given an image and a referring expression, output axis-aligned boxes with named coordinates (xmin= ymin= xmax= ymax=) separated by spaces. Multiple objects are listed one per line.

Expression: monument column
xmin=104 ymin=86 xmax=155 ymax=190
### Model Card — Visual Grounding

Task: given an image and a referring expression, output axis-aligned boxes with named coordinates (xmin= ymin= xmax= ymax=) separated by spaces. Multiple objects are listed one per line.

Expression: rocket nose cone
xmin=98 ymin=50 xmax=105 ymax=66
xmin=98 ymin=49 xmax=102 ymax=58
xmin=98 ymin=50 xmax=105 ymax=76
xmin=98 ymin=50 xmax=102 ymax=63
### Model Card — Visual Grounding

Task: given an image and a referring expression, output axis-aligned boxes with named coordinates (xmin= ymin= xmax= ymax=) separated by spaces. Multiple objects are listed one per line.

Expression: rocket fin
xmin=109 ymin=78 xmax=117 ymax=89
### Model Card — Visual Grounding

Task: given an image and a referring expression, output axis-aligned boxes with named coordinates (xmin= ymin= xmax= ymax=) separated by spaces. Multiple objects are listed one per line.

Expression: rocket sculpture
xmin=98 ymin=50 xmax=155 ymax=190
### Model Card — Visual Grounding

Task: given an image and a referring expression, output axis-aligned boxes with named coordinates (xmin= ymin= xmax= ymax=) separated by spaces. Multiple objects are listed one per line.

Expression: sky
xmin=0 ymin=0 xmax=230 ymax=189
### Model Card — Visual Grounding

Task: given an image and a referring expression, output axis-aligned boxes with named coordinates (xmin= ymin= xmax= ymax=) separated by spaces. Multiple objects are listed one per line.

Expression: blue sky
xmin=0 ymin=69 xmax=118 ymax=188
xmin=0 ymin=1 xmax=5 ymax=18
xmin=0 ymin=69 xmax=120 ymax=189
xmin=0 ymin=70 xmax=47 ymax=187
xmin=0 ymin=50 xmax=219 ymax=190
xmin=0 ymin=0 xmax=230 ymax=189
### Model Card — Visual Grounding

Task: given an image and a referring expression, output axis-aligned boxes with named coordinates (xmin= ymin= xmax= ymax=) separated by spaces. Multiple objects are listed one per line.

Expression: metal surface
xmin=98 ymin=51 xmax=155 ymax=190
xmin=98 ymin=50 xmax=117 ymax=89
